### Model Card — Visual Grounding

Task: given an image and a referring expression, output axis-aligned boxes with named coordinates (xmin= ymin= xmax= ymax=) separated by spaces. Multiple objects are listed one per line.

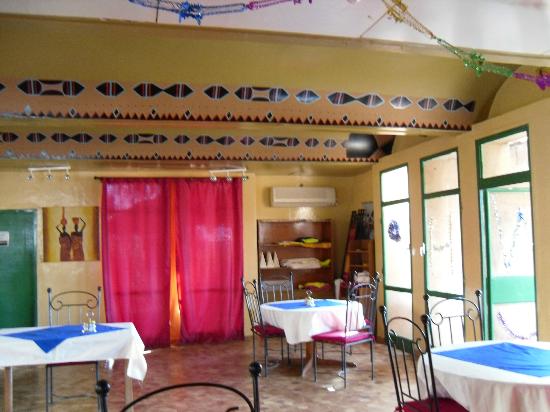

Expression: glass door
xmin=421 ymin=150 xmax=464 ymax=297
xmin=478 ymin=127 xmax=537 ymax=340
xmin=421 ymin=151 xmax=465 ymax=341
xmin=380 ymin=165 xmax=412 ymax=339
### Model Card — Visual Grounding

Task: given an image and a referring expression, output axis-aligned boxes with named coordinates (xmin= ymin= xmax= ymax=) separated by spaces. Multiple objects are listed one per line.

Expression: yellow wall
xmin=254 ymin=174 xmax=370 ymax=274
xmin=0 ymin=168 xmax=374 ymax=335
xmin=0 ymin=14 xmax=505 ymax=127
xmin=373 ymin=97 xmax=550 ymax=340
xmin=0 ymin=169 xmax=260 ymax=328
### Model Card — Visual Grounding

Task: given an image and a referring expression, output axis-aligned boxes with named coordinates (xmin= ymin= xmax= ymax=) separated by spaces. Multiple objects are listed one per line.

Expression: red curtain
xmin=101 ymin=179 xmax=171 ymax=348
xmin=172 ymin=178 xmax=244 ymax=343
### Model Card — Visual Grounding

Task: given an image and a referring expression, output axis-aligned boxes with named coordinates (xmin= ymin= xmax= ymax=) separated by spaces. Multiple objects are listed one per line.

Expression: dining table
xmin=260 ymin=298 xmax=364 ymax=376
xmin=0 ymin=322 xmax=147 ymax=412
xmin=421 ymin=339 xmax=550 ymax=412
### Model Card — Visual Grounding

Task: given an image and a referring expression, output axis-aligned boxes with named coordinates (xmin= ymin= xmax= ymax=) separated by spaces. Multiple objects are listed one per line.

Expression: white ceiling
xmin=1 ymin=0 xmax=550 ymax=61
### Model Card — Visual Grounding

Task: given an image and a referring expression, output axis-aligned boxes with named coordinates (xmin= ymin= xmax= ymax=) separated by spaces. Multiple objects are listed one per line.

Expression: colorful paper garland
xmin=127 ymin=0 xmax=549 ymax=90
xmin=381 ymin=0 xmax=549 ymax=90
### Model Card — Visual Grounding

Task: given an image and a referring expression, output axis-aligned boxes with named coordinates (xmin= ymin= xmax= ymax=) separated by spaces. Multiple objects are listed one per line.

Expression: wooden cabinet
xmin=257 ymin=219 xmax=334 ymax=299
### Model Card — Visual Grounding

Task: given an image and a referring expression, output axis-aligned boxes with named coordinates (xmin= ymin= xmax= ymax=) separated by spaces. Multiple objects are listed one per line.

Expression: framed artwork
xmin=43 ymin=206 xmax=99 ymax=262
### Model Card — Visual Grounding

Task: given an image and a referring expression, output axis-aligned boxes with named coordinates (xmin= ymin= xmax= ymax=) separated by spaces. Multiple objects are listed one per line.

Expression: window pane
xmin=381 ymin=166 xmax=409 ymax=202
xmin=423 ymin=152 xmax=458 ymax=194
xmin=386 ymin=290 xmax=413 ymax=340
xmin=487 ymin=183 xmax=533 ymax=277
xmin=481 ymin=130 xmax=529 ymax=179
xmin=425 ymin=194 xmax=463 ymax=295
xmin=383 ymin=202 xmax=411 ymax=289
xmin=426 ymin=297 xmax=465 ymax=345
xmin=492 ymin=302 xmax=537 ymax=341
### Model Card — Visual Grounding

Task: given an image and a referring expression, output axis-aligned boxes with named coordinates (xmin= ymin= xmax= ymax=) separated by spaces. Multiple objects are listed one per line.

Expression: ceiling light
xmin=208 ymin=167 xmax=247 ymax=183
xmin=27 ymin=166 xmax=71 ymax=182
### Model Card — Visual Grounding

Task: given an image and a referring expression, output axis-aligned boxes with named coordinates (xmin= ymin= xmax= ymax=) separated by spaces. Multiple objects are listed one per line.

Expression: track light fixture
xmin=26 ymin=166 xmax=71 ymax=182
xmin=208 ymin=167 xmax=248 ymax=182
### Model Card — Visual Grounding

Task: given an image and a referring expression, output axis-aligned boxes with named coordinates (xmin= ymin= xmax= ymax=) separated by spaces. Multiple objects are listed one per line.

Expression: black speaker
xmin=345 ymin=134 xmax=378 ymax=158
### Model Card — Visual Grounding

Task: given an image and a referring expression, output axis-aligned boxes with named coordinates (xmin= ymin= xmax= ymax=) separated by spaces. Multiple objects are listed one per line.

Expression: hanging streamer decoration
xmin=128 ymin=0 xmax=312 ymax=25
xmin=381 ymin=0 xmax=550 ymax=90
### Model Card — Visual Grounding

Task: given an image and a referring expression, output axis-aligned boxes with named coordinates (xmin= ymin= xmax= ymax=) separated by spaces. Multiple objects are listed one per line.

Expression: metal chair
xmin=96 ymin=361 xmax=262 ymax=411
xmin=46 ymin=286 xmax=102 ymax=410
xmin=258 ymin=272 xmax=304 ymax=369
xmin=258 ymin=271 xmax=294 ymax=304
xmin=242 ymin=279 xmax=286 ymax=377
xmin=312 ymin=275 xmax=380 ymax=388
xmin=423 ymin=290 xmax=483 ymax=347
xmin=379 ymin=306 xmax=467 ymax=412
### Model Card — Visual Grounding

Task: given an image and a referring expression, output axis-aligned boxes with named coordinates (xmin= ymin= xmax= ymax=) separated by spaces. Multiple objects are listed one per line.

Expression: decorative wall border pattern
xmin=0 ymin=79 xmax=475 ymax=131
xmin=0 ymin=131 xmax=395 ymax=162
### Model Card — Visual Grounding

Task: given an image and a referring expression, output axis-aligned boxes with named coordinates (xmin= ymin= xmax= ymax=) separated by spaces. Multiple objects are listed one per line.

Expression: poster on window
xmin=43 ymin=206 xmax=99 ymax=262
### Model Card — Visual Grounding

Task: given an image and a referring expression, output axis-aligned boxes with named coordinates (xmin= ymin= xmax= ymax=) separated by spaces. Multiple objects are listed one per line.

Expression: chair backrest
xmin=242 ymin=279 xmax=264 ymax=330
xmin=47 ymin=287 xmax=102 ymax=326
xmin=96 ymin=361 xmax=262 ymax=411
xmin=348 ymin=273 xmax=381 ymax=332
xmin=423 ymin=290 xmax=483 ymax=347
xmin=379 ymin=306 xmax=440 ymax=412
xmin=258 ymin=272 xmax=294 ymax=304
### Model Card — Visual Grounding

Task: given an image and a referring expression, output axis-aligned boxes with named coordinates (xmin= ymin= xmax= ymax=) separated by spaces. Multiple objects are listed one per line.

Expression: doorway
xmin=0 ymin=209 xmax=37 ymax=327
xmin=478 ymin=127 xmax=537 ymax=340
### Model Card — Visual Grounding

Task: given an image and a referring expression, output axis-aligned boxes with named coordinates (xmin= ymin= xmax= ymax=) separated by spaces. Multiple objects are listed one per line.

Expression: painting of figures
xmin=43 ymin=206 xmax=99 ymax=262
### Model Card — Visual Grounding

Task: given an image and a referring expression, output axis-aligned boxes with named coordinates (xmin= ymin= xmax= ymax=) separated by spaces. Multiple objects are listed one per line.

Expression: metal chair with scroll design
xmin=423 ymin=290 xmax=484 ymax=347
xmin=242 ymin=279 xmax=286 ymax=377
xmin=258 ymin=272 xmax=304 ymax=369
xmin=379 ymin=306 xmax=467 ymax=412
xmin=96 ymin=361 xmax=262 ymax=411
xmin=258 ymin=271 xmax=294 ymax=304
xmin=312 ymin=275 xmax=380 ymax=388
xmin=46 ymin=286 xmax=102 ymax=410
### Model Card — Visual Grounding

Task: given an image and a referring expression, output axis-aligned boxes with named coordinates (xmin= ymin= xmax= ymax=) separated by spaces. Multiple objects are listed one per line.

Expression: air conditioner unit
xmin=271 ymin=187 xmax=336 ymax=207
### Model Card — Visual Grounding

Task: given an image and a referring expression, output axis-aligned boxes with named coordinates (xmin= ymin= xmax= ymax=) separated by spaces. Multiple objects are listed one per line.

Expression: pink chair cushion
xmin=396 ymin=398 xmax=467 ymax=412
xmin=312 ymin=330 xmax=373 ymax=344
xmin=253 ymin=324 xmax=285 ymax=337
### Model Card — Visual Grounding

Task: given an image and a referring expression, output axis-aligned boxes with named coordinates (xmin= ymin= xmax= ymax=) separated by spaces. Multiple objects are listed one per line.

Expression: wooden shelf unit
xmin=257 ymin=219 xmax=334 ymax=299
xmin=343 ymin=239 xmax=375 ymax=277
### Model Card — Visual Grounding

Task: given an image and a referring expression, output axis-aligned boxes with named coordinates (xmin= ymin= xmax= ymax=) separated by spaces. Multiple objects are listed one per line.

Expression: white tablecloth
xmin=0 ymin=322 xmax=147 ymax=380
xmin=260 ymin=299 xmax=363 ymax=345
xmin=424 ymin=340 xmax=550 ymax=412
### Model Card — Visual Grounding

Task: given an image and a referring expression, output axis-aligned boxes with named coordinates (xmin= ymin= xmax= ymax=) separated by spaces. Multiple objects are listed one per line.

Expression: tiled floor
xmin=2 ymin=338 xmax=397 ymax=411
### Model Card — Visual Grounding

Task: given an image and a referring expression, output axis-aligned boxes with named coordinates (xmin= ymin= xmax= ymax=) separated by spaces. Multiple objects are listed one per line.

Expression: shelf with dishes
xmin=257 ymin=219 xmax=334 ymax=299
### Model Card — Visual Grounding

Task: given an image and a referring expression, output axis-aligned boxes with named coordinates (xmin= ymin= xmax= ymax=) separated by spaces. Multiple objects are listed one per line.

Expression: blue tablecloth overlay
xmin=436 ymin=342 xmax=550 ymax=378
xmin=4 ymin=324 xmax=123 ymax=353
xmin=266 ymin=300 xmax=345 ymax=310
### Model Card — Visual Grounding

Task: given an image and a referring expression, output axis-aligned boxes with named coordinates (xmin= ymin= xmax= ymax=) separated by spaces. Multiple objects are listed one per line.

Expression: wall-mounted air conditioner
xmin=271 ymin=187 xmax=336 ymax=207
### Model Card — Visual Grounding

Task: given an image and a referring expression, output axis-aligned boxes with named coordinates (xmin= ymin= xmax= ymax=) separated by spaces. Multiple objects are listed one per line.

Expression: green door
xmin=0 ymin=210 xmax=37 ymax=327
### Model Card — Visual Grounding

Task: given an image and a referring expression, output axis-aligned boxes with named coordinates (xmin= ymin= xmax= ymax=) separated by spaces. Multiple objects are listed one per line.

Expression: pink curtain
xmin=172 ymin=178 xmax=244 ymax=343
xmin=101 ymin=179 xmax=171 ymax=348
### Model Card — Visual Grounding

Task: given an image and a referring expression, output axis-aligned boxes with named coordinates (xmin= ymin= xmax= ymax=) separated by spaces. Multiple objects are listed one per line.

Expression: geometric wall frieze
xmin=0 ymin=78 xmax=476 ymax=131
xmin=17 ymin=79 xmax=85 ymax=96
xmin=0 ymin=130 xmax=394 ymax=163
